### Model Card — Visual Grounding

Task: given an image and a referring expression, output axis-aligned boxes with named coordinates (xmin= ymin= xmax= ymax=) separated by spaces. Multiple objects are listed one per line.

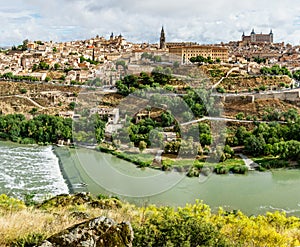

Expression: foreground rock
xmin=38 ymin=216 xmax=133 ymax=247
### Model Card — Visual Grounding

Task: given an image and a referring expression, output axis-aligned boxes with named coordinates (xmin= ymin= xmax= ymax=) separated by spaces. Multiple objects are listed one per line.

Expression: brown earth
xmin=0 ymin=81 xmax=80 ymax=116
xmin=220 ymin=75 xmax=292 ymax=93
xmin=223 ymin=98 xmax=300 ymax=119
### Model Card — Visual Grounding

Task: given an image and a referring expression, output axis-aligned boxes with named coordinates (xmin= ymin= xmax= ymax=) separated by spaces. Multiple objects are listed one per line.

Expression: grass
xmin=2 ymin=193 xmax=300 ymax=246
xmin=252 ymin=156 xmax=296 ymax=170
xmin=0 ymin=197 xmax=135 ymax=247
xmin=96 ymin=144 xmax=153 ymax=167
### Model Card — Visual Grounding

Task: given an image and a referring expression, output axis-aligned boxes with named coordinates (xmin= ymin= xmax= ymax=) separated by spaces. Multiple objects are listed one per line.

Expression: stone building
xmin=169 ymin=45 xmax=229 ymax=64
xmin=159 ymin=26 xmax=166 ymax=49
xmin=241 ymin=29 xmax=273 ymax=46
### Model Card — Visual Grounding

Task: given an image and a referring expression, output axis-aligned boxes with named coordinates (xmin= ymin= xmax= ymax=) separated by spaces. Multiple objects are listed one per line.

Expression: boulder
xmin=37 ymin=216 xmax=133 ymax=247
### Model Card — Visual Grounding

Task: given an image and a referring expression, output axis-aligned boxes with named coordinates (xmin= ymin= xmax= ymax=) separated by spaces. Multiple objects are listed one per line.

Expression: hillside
xmin=224 ymin=98 xmax=300 ymax=119
xmin=0 ymin=81 xmax=80 ymax=116
xmin=1 ymin=193 xmax=300 ymax=246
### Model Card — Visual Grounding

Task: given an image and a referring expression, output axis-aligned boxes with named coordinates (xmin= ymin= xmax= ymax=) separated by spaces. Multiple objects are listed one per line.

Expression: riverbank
xmin=96 ymin=143 xmax=300 ymax=176
xmin=96 ymin=143 xmax=252 ymax=176
xmin=3 ymin=193 xmax=300 ymax=246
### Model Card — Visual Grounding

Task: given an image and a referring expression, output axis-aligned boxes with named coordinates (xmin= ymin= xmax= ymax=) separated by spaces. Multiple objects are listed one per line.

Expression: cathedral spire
xmin=160 ymin=26 xmax=166 ymax=49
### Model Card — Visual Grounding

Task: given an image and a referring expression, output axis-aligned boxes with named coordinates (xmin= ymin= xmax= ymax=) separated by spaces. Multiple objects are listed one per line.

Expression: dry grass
xmin=0 ymin=202 xmax=137 ymax=246
xmin=223 ymin=98 xmax=299 ymax=119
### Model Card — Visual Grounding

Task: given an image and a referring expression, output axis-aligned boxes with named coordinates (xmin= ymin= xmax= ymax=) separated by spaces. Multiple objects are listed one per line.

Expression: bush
xmin=230 ymin=165 xmax=248 ymax=174
xmin=214 ymin=165 xmax=229 ymax=174
xmin=11 ymin=233 xmax=46 ymax=247
xmin=259 ymin=85 xmax=266 ymax=91
xmin=236 ymin=112 xmax=244 ymax=120
xmin=217 ymin=87 xmax=226 ymax=93
xmin=19 ymin=138 xmax=36 ymax=145
xmin=0 ymin=194 xmax=26 ymax=211
xmin=133 ymin=202 xmax=229 ymax=246
xmin=19 ymin=88 xmax=27 ymax=94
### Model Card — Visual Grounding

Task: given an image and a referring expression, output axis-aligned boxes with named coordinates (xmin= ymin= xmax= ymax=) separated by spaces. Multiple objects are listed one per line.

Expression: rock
xmin=37 ymin=216 xmax=133 ymax=247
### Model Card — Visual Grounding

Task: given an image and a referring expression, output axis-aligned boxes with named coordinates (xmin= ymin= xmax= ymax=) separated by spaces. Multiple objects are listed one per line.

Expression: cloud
xmin=0 ymin=0 xmax=299 ymax=46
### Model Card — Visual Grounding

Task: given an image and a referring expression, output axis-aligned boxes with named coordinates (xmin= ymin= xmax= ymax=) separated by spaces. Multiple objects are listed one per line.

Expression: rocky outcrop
xmin=38 ymin=216 xmax=133 ymax=247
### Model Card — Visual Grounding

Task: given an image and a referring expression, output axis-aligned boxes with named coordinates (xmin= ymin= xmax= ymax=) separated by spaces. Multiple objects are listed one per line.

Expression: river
xmin=1 ymin=141 xmax=300 ymax=216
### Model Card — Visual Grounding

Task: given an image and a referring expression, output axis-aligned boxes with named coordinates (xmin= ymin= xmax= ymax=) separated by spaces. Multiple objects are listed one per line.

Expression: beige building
xmin=169 ymin=45 xmax=228 ymax=64
xmin=241 ymin=29 xmax=273 ymax=46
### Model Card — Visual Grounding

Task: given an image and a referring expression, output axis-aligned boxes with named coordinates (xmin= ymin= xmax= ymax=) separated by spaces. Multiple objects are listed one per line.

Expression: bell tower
xmin=159 ymin=26 xmax=166 ymax=49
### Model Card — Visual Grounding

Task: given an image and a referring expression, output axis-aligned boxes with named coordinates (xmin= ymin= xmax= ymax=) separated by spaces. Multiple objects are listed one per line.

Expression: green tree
xmin=139 ymin=140 xmax=147 ymax=152
xmin=69 ymin=102 xmax=76 ymax=110
xmin=245 ymin=134 xmax=266 ymax=156
xmin=54 ymin=63 xmax=60 ymax=70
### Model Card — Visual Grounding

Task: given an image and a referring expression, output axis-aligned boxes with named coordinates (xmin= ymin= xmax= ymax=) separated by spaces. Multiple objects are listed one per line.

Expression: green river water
xmin=1 ymin=141 xmax=300 ymax=216
xmin=55 ymin=146 xmax=300 ymax=216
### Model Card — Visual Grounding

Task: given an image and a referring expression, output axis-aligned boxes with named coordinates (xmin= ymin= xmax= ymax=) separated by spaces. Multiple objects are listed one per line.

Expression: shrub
xmin=133 ymin=202 xmax=229 ymax=246
xmin=19 ymin=88 xmax=27 ymax=94
xmin=217 ymin=87 xmax=226 ymax=93
xmin=236 ymin=112 xmax=244 ymax=120
xmin=214 ymin=165 xmax=229 ymax=174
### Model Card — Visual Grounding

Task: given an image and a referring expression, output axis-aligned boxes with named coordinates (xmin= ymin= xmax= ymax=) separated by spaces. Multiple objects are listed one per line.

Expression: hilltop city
xmin=1 ymin=27 xmax=299 ymax=85
xmin=2 ymin=27 xmax=300 ymax=247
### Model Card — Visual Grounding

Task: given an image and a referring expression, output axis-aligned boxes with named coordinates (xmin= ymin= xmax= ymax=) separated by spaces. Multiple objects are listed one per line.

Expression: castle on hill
xmin=241 ymin=29 xmax=273 ymax=46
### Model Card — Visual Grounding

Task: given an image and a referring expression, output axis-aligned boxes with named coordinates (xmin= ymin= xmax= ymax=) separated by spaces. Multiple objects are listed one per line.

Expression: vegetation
xmin=253 ymin=56 xmax=266 ymax=64
xmin=190 ymin=55 xmax=215 ymax=64
xmin=32 ymin=61 xmax=50 ymax=71
xmin=79 ymin=55 xmax=100 ymax=65
xmin=0 ymin=114 xmax=73 ymax=144
xmin=141 ymin=52 xmax=162 ymax=62
xmin=0 ymin=72 xmax=39 ymax=82
xmin=227 ymin=109 xmax=300 ymax=165
xmin=1 ymin=193 xmax=300 ymax=246
xmin=260 ymin=65 xmax=292 ymax=77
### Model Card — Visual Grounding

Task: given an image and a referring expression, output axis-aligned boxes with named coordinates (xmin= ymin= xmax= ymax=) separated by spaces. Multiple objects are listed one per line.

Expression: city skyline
xmin=1 ymin=0 xmax=300 ymax=46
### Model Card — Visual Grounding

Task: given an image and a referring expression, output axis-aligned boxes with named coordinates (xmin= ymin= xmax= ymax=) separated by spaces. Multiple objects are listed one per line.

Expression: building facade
xmin=242 ymin=29 xmax=273 ymax=45
xmin=169 ymin=45 xmax=229 ymax=64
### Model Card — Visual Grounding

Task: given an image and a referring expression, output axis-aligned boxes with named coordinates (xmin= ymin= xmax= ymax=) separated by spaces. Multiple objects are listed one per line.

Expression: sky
xmin=1 ymin=0 xmax=300 ymax=46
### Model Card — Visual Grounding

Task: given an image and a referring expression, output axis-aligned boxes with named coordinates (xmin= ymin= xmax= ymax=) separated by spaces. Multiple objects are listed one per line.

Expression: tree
xmin=69 ymin=102 xmax=76 ymax=110
xmin=139 ymin=140 xmax=147 ymax=152
xmin=32 ymin=64 xmax=38 ymax=71
xmin=29 ymin=108 xmax=38 ymax=116
xmin=200 ymin=133 xmax=212 ymax=146
xmin=244 ymin=134 xmax=266 ymax=156
xmin=149 ymin=129 xmax=164 ymax=148
xmin=94 ymin=116 xmax=106 ymax=143
xmin=38 ymin=61 xmax=50 ymax=70
xmin=19 ymin=88 xmax=27 ymax=94
xmin=45 ymin=76 xmax=51 ymax=82
xmin=161 ymin=111 xmax=174 ymax=127
xmin=21 ymin=39 xmax=29 ymax=51
xmin=54 ymin=63 xmax=60 ymax=70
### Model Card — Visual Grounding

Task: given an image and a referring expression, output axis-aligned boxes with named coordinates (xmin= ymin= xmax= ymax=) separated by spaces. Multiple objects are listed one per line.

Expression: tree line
xmin=0 ymin=113 xmax=106 ymax=145
xmin=0 ymin=114 xmax=72 ymax=144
